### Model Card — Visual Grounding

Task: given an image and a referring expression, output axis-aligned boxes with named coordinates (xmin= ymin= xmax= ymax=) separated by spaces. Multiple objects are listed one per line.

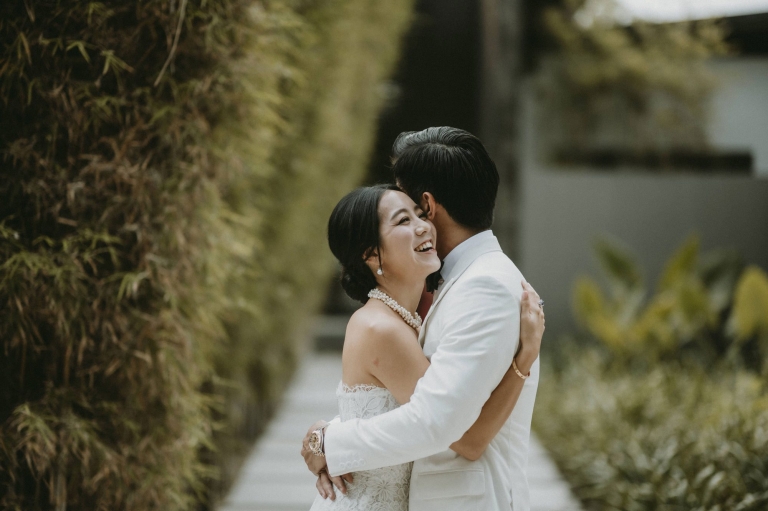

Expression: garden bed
xmin=534 ymin=349 xmax=768 ymax=511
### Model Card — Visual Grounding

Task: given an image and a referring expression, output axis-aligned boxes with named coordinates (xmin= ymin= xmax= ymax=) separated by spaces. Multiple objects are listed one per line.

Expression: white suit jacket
xmin=324 ymin=233 xmax=540 ymax=511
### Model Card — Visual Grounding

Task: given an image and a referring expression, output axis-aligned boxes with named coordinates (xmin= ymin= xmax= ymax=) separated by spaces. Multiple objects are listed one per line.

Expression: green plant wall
xmin=0 ymin=0 xmax=413 ymax=509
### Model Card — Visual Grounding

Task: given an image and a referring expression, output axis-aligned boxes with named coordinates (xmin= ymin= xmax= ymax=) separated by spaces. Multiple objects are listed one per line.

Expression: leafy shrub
xmin=541 ymin=239 xmax=768 ymax=509
xmin=0 ymin=1 xmax=413 ymax=509
xmin=730 ymin=266 xmax=768 ymax=374
xmin=534 ymin=349 xmax=768 ymax=511
xmin=573 ymin=234 xmax=768 ymax=372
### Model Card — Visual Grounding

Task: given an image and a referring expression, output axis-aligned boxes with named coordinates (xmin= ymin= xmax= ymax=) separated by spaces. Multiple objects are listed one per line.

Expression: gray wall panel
xmin=512 ymin=86 xmax=768 ymax=338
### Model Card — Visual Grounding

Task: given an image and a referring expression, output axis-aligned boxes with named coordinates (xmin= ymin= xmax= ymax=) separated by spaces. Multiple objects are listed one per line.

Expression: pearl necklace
xmin=367 ymin=288 xmax=422 ymax=331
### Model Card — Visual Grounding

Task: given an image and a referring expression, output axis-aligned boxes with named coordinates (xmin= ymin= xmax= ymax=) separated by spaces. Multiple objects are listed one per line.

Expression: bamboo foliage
xmin=0 ymin=1 xmax=413 ymax=509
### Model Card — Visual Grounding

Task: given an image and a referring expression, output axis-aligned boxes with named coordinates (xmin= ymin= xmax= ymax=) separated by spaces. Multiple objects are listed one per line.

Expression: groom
xmin=303 ymin=127 xmax=540 ymax=511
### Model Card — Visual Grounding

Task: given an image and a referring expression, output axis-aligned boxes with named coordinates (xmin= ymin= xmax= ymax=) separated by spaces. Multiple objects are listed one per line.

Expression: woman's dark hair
xmin=391 ymin=126 xmax=499 ymax=231
xmin=328 ymin=184 xmax=399 ymax=303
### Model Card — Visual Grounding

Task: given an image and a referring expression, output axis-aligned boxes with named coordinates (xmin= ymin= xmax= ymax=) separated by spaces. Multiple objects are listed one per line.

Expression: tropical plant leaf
xmin=729 ymin=266 xmax=768 ymax=372
xmin=658 ymin=234 xmax=700 ymax=292
xmin=572 ymin=233 xmax=752 ymax=364
xmin=700 ymin=248 xmax=743 ymax=313
xmin=594 ymin=237 xmax=643 ymax=291
xmin=573 ymin=276 xmax=606 ymax=324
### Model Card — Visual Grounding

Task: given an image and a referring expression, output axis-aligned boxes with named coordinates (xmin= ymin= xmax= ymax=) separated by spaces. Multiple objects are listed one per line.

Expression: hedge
xmin=534 ymin=350 xmax=768 ymax=511
xmin=0 ymin=1 xmax=413 ymax=509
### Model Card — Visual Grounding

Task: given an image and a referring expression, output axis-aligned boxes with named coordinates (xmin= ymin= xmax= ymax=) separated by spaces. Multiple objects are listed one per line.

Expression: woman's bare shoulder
xmin=345 ymin=304 xmax=415 ymax=350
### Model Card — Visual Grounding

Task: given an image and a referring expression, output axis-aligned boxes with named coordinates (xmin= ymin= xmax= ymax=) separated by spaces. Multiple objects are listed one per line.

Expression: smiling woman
xmin=374 ymin=191 xmax=442 ymax=293
xmin=327 ymin=185 xmax=441 ymax=304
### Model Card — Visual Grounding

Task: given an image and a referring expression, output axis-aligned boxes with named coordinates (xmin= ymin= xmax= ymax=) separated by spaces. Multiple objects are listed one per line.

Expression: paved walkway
xmin=219 ymin=353 xmax=581 ymax=511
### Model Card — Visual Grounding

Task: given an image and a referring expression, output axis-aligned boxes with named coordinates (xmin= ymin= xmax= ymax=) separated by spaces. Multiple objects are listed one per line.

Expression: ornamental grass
xmin=0 ymin=1 xmax=413 ymax=509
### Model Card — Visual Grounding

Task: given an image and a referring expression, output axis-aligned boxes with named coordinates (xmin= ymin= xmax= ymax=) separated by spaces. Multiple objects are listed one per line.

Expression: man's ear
xmin=420 ymin=192 xmax=437 ymax=221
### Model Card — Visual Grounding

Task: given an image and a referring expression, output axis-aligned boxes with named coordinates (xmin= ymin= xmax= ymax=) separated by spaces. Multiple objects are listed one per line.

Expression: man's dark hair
xmin=391 ymin=127 xmax=499 ymax=231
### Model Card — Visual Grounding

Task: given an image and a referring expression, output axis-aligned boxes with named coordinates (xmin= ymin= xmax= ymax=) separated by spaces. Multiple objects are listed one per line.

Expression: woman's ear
xmin=363 ymin=248 xmax=383 ymax=277
xmin=421 ymin=192 xmax=437 ymax=220
xmin=363 ymin=247 xmax=379 ymax=267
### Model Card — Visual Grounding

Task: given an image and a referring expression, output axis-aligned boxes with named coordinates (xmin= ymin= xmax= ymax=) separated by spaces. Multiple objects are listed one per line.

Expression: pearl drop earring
xmin=377 ymin=267 xmax=383 ymax=276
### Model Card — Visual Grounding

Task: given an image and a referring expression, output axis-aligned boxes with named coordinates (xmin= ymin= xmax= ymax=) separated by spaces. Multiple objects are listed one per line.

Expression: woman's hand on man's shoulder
xmin=517 ymin=280 xmax=544 ymax=374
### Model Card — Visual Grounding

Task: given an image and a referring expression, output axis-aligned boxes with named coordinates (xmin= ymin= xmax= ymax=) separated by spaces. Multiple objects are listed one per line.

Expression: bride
xmin=305 ymin=184 xmax=544 ymax=510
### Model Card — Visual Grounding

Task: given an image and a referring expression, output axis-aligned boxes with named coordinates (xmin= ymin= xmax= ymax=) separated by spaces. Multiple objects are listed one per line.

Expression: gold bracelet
xmin=512 ymin=358 xmax=530 ymax=380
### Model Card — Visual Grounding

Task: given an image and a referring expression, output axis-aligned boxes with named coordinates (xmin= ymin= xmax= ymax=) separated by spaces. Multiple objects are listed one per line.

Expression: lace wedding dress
xmin=308 ymin=382 xmax=412 ymax=511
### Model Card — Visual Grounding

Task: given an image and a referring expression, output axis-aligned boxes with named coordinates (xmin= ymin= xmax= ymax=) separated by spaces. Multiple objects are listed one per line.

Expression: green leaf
xmin=700 ymin=249 xmax=743 ymax=313
xmin=17 ymin=32 xmax=32 ymax=63
xmin=658 ymin=234 xmax=700 ymax=292
xmin=573 ymin=276 xmax=605 ymax=325
xmin=116 ymin=271 xmax=149 ymax=301
xmin=100 ymin=49 xmax=133 ymax=77
xmin=594 ymin=237 xmax=643 ymax=291
xmin=66 ymin=40 xmax=91 ymax=63
xmin=730 ymin=266 xmax=768 ymax=341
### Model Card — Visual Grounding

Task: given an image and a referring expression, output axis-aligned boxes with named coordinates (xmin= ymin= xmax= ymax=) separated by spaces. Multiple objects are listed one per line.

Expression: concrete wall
xmin=514 ymin=87 xmax=768 ymax=338
xmin=707 ymin=58 xmax=768 ymax=176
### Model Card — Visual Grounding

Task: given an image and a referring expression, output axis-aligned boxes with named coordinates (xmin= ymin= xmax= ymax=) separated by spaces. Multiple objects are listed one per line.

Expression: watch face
xmin=309 ymin=432 xmax=320 ymax=451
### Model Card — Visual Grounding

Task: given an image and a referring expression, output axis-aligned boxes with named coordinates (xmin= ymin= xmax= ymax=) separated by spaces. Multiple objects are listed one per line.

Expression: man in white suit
xmin=303 ymin=127 xmax=540 ymax=511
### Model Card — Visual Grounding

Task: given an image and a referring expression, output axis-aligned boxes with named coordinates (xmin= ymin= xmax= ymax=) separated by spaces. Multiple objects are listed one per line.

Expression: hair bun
xmin=340 ymin=266 xmax=376 ymax=303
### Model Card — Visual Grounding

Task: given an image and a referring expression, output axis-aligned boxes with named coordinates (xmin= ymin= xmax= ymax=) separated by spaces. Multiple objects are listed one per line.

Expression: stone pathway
xmin=218 ymin=353 xmax=582 ymax=511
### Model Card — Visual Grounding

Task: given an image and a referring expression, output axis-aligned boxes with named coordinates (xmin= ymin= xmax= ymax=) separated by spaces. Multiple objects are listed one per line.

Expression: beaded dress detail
xmin=308 ymin=382 xmax=412 ymax=511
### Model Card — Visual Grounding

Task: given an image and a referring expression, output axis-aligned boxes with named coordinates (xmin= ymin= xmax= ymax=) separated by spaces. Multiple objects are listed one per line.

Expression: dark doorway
xmin=367 ymin=0 xmax=482 ymax=183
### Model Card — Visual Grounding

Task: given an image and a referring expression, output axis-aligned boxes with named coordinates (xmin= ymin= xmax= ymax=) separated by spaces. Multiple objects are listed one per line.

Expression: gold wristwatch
xmin=308 ymin=427 xmax=326 ymax=457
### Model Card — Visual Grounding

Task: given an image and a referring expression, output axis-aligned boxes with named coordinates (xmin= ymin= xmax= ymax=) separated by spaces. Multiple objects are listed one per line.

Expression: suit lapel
xmin=418 ymin=235 xmax=503 ymax=347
